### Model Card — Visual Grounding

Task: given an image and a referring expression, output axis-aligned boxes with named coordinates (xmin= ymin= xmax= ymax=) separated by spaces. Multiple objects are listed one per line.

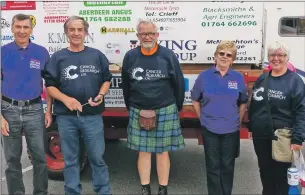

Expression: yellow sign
xmin=100 ymin=26 xmax=135 ymax=35
xmin=29 ymin=15 xmax=36 ymax=28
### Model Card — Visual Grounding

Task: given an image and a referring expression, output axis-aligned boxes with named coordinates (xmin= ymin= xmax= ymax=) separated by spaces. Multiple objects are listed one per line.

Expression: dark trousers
xmin=1 ymin=100 xmax=48 ymax=195
xmin=253 ymin=138 xmax=291 ymax=195
xmin=202 ymin=128 xmax=239 ymax=195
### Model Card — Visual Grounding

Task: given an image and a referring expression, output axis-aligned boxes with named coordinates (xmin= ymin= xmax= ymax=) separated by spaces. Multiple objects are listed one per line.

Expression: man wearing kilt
xmin=121 ymin=20 xmax=185 ymax=195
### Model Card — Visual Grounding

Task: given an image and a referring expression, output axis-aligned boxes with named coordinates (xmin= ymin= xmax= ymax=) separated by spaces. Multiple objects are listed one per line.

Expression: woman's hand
xmin=291 ymin=144 xmax=302 ymax=151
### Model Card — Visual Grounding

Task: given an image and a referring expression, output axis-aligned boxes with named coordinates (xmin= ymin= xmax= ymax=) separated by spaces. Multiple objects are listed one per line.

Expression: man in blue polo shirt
xmin=1 ymin=13 xmax=52 ymax=195
xmin=191 ymin=41 xmax=248 ymax=195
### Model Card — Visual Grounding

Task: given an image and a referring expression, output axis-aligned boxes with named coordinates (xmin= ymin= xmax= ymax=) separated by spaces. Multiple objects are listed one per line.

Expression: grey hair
xmin=64 ymin=16 xmax=89 ymax=34
xmin=136 ymin=19 xmax=158 ymax=32
xmin=11 ymin=13 xmax=33 ymax=28
xmin=267 ymin=41 xmax=290 ymax=59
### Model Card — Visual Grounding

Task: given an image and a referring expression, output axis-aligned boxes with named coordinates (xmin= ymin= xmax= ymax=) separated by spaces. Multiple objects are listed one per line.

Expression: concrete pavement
xmin=1 ymin=139 xmax=264 ymax=194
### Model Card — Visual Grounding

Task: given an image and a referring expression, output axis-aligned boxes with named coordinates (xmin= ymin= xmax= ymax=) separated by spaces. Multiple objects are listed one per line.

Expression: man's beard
xmin=141 ymin=41 xmax=156 ymax=49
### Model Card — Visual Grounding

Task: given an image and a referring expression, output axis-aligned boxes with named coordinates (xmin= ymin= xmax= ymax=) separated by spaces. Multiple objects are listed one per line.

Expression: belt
xmin=1 ymin=96 xmax=41 ymax=106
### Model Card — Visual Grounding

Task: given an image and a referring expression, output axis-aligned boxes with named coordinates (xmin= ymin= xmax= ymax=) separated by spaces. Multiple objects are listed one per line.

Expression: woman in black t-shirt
xmin=248 ymin=41 xmax=305 ymax=195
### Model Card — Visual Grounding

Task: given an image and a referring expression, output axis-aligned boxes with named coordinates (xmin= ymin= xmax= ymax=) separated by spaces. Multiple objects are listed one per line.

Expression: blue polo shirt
xmin=190 ymin=66 xmax=248 ymax=134
xmin=1 ymin=41 xmax=50 ymax=100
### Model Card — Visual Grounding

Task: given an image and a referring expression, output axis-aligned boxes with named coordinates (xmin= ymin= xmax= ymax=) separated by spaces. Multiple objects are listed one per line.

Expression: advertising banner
xmin=1 ymin=1 xmax=264 ymax=107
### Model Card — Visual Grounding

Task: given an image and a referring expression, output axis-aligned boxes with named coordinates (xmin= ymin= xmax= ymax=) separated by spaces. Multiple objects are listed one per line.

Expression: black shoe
xmin=158 ymin=185 xmax=168 ymax=195
xmin=141 ymin=184 xmax=151 ymax=195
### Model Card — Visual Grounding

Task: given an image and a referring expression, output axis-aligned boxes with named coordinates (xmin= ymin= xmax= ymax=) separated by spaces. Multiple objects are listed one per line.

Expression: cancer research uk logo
xmin=130 ymin=68 xmax=190 ymax=91
xmin=62 ymin=65 xmax=79 ymax=80
xmin=131 ymin=67 xmax=166 ymax=81
xmin=131 ymin=67 xmax=144 ymax=81
xmin=253 ymin=87 xmax=286 ymax=102
xmin=105 ymin=42 xmax=121 ymax=54
xmin=253 ymin=87 xmax=264 ymax=101
xmin=62 ymin=65 xmax=101 ymax=80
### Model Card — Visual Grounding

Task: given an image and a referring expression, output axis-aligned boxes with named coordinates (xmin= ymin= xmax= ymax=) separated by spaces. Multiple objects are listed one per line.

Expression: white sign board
xmin=1 ymin=1 xmax=264 ymax=108
xmin=1 ymin=1 xmax=264 ymax=64
xmin=105 ymin=74 xmax=126 ymax=107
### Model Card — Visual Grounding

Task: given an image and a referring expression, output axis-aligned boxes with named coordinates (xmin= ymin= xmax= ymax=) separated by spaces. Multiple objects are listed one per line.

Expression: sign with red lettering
xmin=1 ymin=1 xmax=36 ymax=10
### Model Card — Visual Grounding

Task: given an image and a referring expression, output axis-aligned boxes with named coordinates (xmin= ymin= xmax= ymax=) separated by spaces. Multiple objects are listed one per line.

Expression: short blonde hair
xmin=267 ymin=41 xmax=290 ymax=60
xmin=214 ymin=40 xmax=237 ymax=60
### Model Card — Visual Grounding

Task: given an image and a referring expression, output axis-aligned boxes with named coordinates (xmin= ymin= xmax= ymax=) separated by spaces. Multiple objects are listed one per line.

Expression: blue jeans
xmin=1 ymin=100 xmax=48 ymax=195
xmin=56 ymin=114 xmax=111 ymax=195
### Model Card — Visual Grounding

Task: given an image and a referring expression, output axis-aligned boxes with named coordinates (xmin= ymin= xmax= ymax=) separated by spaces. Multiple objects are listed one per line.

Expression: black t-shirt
xmin=121 ymin=45 xmax=185 ymax=111
xmin=44 ymin=46 xmax=112 ymax=115
xmin=249 ymin=69 xmax=305 ymax=144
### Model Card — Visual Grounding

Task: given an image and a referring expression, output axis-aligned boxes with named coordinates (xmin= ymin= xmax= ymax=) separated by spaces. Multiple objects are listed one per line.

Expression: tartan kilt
xmin=127 ymin=103 xmax=185 ymax=153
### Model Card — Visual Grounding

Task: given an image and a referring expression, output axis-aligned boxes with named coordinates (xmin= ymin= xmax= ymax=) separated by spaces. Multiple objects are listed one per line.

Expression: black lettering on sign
xmin=110 ymin=76 xmax=122 ymax=89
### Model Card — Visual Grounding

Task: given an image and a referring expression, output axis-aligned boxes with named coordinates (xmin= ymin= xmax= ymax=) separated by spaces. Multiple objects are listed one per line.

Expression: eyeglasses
xmin=218 ymin=52 xmax=233 ymax=58
xmin=269 ymin=54 xmax=287 ymax=58
xmin=137 ymin=32 xmax=156 ymax=38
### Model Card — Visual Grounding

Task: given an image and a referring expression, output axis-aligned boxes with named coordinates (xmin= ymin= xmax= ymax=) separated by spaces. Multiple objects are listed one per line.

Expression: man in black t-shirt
xmin=44 ymin=16 xmax=112 ymax=195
